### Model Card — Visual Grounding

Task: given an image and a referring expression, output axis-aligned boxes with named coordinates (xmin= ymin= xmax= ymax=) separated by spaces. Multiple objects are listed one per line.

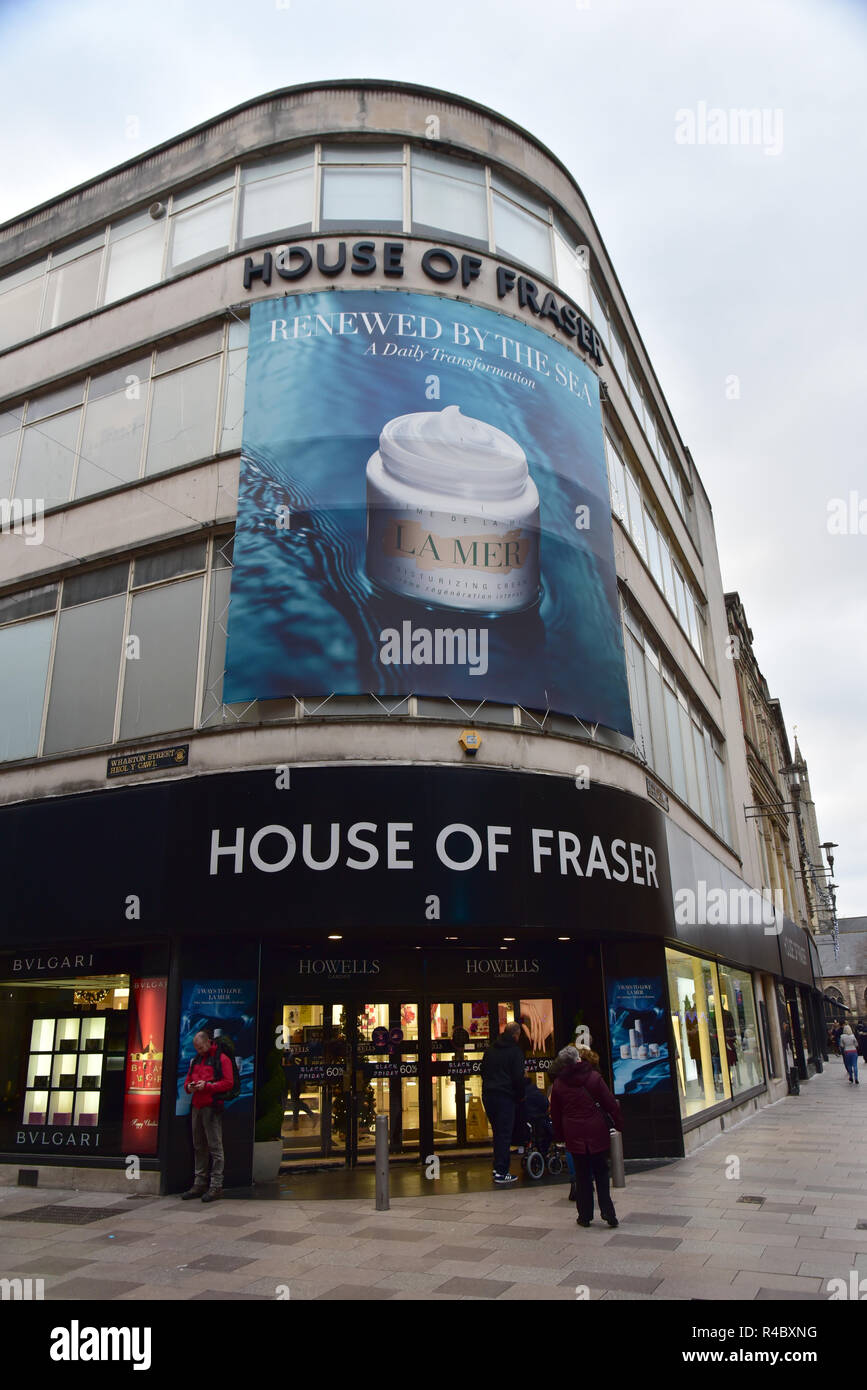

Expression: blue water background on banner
xmin=224 ymin=291 xmax=632 ymax=733
xmin=607 ymin=975 xmax=672 ymax=1096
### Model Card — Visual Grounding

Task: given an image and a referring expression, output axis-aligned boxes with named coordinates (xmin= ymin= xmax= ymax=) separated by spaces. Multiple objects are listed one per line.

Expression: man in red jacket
xmin=181 ymin=1030 xmax=233 ymax=1202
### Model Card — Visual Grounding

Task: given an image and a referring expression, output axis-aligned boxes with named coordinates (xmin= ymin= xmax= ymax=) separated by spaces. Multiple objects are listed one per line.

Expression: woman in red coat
xmin=550 ymin=1047 xmax=623 ymax=1228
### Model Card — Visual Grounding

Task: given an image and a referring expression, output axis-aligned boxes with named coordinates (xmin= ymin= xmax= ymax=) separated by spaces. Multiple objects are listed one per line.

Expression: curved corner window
xmin=410 ymin=148 xmax=487 ymax=246
xmin=320 ymin=146 xmax=403 ymax=231
xmin=553 ymin=223 xmax=589 ymax=313
xmin=240 ymin=151 xmax=313 ymax=243
xmin=491 ymin=175 xmax=552 ymax=277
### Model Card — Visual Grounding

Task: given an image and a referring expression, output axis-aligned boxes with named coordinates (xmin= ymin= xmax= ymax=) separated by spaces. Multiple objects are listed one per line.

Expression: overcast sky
xmin=1 ymin=0 xmax=864 ymax=916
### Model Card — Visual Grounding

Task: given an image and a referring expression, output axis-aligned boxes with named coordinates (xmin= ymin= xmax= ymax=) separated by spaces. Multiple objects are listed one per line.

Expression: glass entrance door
xmin=428 ymin=997 xmax=556 ymax=1153
xmin=278 ymin=998 xmax=420 ymax=1166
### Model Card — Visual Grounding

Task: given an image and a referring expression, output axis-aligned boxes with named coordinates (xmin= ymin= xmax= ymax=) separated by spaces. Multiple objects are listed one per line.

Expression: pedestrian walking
xmin=181 ymin=1029 xmax=234 ymax=1200
xmin=480 ymin=1020 xmax=525 ymax=1185
xmin=839 ymin=1026 xmax=860 ymax=1085
xmin=550 ymin=1045 xmax=623 ymax=1228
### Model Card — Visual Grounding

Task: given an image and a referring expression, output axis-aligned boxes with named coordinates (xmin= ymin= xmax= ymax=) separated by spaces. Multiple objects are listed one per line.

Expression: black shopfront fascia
xmin=0 ymin=763 xmax=795 ymax=1175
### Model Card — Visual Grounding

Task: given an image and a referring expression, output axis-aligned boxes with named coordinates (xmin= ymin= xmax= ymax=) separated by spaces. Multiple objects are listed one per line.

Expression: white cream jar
xmin=365 ymin=405 xmax=540 ymax=613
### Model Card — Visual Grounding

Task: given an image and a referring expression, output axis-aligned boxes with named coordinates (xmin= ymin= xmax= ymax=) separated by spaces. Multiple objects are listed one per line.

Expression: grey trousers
xmin=191 ymin=1105 xmax=225 ymax=1189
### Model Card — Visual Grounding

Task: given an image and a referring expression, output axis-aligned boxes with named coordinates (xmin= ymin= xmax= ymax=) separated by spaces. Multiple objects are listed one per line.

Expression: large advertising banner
xmin=607 ymin=976 xmax=672 ymax=1095
xmin=175 ymin=980 xmax=256 ymax=1117
xmin=224 ymin=290 xmax=632 ymax=732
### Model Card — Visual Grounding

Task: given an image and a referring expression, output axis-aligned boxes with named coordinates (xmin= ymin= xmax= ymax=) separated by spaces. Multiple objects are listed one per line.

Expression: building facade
xmin=0 ymin=81 xmax=818 ymax=1192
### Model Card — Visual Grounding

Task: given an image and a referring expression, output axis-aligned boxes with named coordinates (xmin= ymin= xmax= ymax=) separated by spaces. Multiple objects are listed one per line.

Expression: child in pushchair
xmin=518 ymin=1075 xmax=564 ymax=1179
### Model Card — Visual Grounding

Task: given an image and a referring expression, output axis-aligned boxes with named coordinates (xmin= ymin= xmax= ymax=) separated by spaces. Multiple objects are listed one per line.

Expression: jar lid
xmin=378 ymin=405 xmax=528 ymax=501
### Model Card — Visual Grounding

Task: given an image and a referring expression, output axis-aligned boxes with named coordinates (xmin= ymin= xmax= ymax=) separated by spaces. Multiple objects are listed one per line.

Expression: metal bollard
xmin=374 ymin=1112 xmax=389 ymax=1210
xmin=609 ymin=1129 xmax=626 ymax=1189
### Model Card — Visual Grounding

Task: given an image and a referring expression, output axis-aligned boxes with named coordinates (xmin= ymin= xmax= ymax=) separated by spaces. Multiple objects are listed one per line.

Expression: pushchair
xmin=518 ymin=1114 xmax=564 ymax=1179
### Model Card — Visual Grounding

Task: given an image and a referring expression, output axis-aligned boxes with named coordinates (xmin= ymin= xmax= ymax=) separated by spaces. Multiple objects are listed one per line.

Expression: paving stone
xmin=433 ymin=1275 xmax=514 ymax=1298
xmin=241 ymin=1229 xmax=313 ymax=1246
xmin=603 ymin=1234 xmax=681 ymax=1250
xmin=561 ymin=1270 xmax=663 ymax=1293
xmin=348 ymin=1226 xmax=434 ymax=1243
xmin=44 ymin=1276 xmax=145 ymax=1300
xmin=183 ymin=1253 xmax=256 ymax=1272
xmin=475 ymin=1224 xmax=553 ymax=1240
xmin=8 ymin=1256 xmax=97 ymax=1276
xmin=753 ymin=1287 xmax=825 ymax=1301
xmin=426 ymin=1244 xmax=496 ymax=1263
xmin=316 ymin=1284 xmax=396 ymax=1300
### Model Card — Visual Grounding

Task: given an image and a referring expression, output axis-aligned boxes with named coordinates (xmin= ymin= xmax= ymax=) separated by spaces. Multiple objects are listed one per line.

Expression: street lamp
xmin=821 ymin=841 xmax=838 ymax=877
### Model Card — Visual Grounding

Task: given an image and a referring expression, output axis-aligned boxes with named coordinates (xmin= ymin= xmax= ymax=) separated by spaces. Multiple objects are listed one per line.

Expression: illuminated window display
xmin=666 ymin=949 xmax=765 ymax=1119
xmin=0 ymin=974 xmax=131 ymax=1153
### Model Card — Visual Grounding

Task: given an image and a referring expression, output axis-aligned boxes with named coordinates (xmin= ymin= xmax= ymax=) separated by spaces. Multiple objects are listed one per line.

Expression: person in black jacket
xmin=480 ymin=1022 xmax=525 ymax=1185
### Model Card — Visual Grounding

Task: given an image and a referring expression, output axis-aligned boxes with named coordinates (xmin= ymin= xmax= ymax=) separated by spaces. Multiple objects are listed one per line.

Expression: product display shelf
xmin=23 ymin=1014 xmax=116 ymax=1127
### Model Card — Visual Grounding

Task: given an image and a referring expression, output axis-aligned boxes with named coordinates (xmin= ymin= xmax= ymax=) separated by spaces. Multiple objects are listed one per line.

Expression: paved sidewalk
xmin=1 ymin=1061 xmax=864 ymax=1301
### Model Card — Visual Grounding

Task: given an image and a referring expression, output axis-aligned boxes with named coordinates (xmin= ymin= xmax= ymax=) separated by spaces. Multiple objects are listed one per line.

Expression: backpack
xmin=210 ymin=1035 xmax=241 ymax=1107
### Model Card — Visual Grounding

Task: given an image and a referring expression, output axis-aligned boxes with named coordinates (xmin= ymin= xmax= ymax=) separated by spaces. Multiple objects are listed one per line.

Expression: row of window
xmin=591 ymin=282 xmax=688 ymax=519
xmin=605 ymin=430 xmax=705 ymax=663
xmin=622 ymin=604 xmax=731 ymax=843
xmin=0 ymin=322 xmax=246 ymax=509
xmin=0 ymin=536 xmax=235 ymax=762
xmin=0 ymin=145 xmax=587 ymax=352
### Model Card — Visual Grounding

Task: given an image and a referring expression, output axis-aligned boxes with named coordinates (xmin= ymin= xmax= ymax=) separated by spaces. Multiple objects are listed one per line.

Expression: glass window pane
xmin=704 ymin=726 xmax=722 ymax=831
xmin=76 ymin=381 xmax=147 ymax=498
xmin=644 ymin=507 xmax=663 ymax=588
xmin=200 ymin=566 xmax=232 ymax=726
xmin=241 ymin=150 xmax=313 ymax=184
xmin=171 ymin=173 xmax=235 ymax=213
xmin=0 ymin=271 xmax=44 ymax=350
xmin=133 ymin=540 xmax=207 ymax=587
xmin=658 ymin=441 xmax=673 ymax=490
xmin=679 ymin=699 xmax=699 ymax=809
xmin=664 ymin=681 xmax=686 ymax=800
xmin=168 ymin=193 xmax=233 ymax=273
xmin=27 ymin=383 xmax=85 ymax=423
xmin=145 ymin=357 xmax=220 ymax=475
xmin=553 ymin=228 xmax=590 ymax=313
xmin=87 ymin=357 xmax=150 ymax=402
xmin=16 ymin=409 xmax=81 ymax=508
xmin=0 ymin=584 xmax=58 ymax=624
xmin=62 ymin=562 xmax=128 ymax=608
xmin=609 ymin=325 xmax=627 ymax=385
xmin=667 ymin=949 xmax=728 ymax=1118
xmin=670 ymin=465 xmax=685 ymax=515
xmin=645 ymin=410 xmax=658 ymax=458
xmin=659 ymin=531 xmax=675 ymax=605
xmin=715 ymin=754 xmax=731 ymax=843
xmin=492 ymin=193 xmax=552 ymax=276
xmin=628 ymin=370 xmax=644 ymax=426
xmin=240 ymin=166 xmax=314 ymax=240
xmin=320 ymin=168 xmax=403 ymax=227
xmin=321 ymin=145 xmax=404 ymax=163
xmin=673 ymin=565 xmax=688 ymax=629
xmin=411 ymin=167 xmax=488 ymax=243
xmin=626 ymin=631 xmax=652 ymax=762
xmin=412 ymin=147 xmax=485 ymax=183
xmin=490 ymin=174 xmax=548 ymax=220
xmin=692 ymin=718 xmax=712 ymax=823
xmin=51 ymin=232 xmax=105 ymax=268
xmin=644 ymin=654 xmax=670 ymax=786
xmin=104 ymin=219 xmax=165 ymax=303
xmin=155 ymin=329 xmax=223 ymax=375
xmin=0 ymin=618 xmax=52 ymax=761
xmin=120 ymin=576 xmax=204 ymax=740
xmin=43 ymin=595 xmax=126 ymax=753
xmin=0 ymin=429 xmax=18 ymax=496
xmin=718 ymin=966 xmax=764 ymax=1095
xmin=604 ymin=434 xmax=627 ymax=522
xmin=41 ymin=250 xmax=101 ymax=330
xmin=624 ymin=468 xmax=646 ymax=559
xmin=221 ymin=322 xmax=248 ymax=452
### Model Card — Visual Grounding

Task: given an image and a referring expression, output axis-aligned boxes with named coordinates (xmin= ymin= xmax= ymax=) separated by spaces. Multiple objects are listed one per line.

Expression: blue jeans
xmin=843 ymin=1051 xmax=859 ymax=1081
xmin=482 ymin=1089 xmax=516 ymax=1175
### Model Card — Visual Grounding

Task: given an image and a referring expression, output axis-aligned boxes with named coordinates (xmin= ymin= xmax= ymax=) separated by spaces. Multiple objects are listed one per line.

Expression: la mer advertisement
xmin=223 ymin=290 xmax=632 ymax=732
xmin=607 ymin=976 xmax=672 ymax=1096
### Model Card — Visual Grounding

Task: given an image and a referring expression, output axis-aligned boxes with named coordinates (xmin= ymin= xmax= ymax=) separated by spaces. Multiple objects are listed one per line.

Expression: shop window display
xmin=0 ymin=975 xmax=133 ymax=1154
xmin=716 ymin=964 xmax=764 ymax=1096
xmin=665 ymin=948 xmax=731 ymax=1119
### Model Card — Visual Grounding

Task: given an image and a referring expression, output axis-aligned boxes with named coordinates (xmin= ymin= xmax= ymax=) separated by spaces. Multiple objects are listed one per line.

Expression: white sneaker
xmin=494 ymin=1172 xmax=518 ymax=1185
